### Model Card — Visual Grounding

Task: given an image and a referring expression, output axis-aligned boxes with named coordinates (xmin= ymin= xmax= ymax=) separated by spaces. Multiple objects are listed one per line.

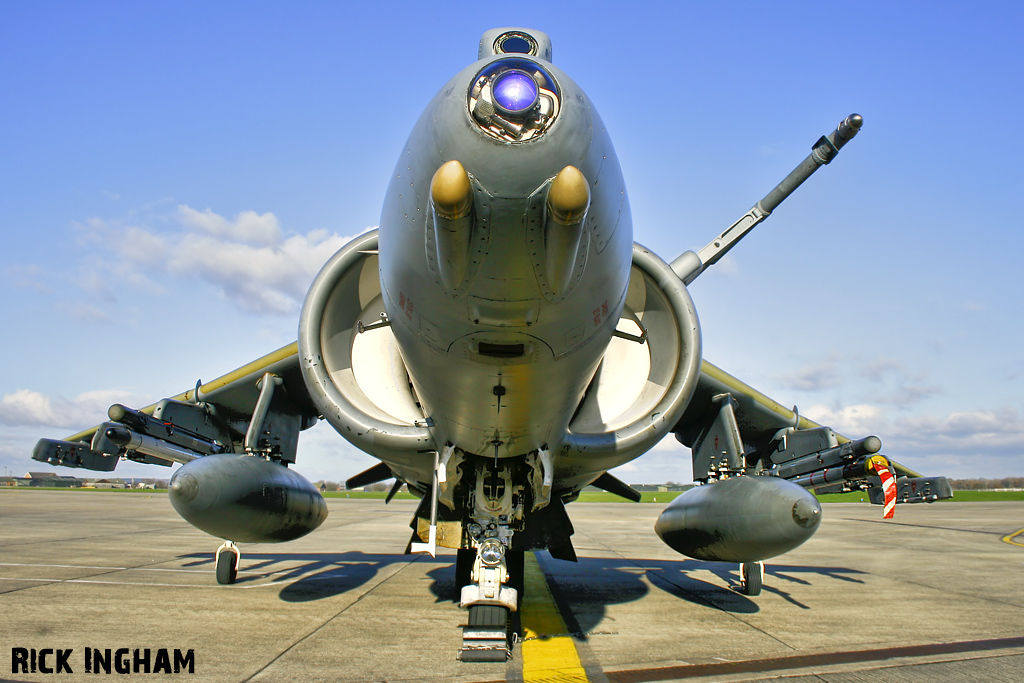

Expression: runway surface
xmin=1 ymin=490 xmax=1022 ymax=682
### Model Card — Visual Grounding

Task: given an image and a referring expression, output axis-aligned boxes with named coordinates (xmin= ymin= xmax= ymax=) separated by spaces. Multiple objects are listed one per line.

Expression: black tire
xmin=741 ymin=562 xmax=762 ymax=596
xmin=468 ymin=604 xmax=509 ymax=628
xmin=455 ymin=548 xmax=476 ymax=590
xmin=504 ymin=550 xmax=525 ymax=643
xmin=505 ymin=549 xmax=525 ymax=603
xmin=216 ymin=551 xmax=237 ymax=585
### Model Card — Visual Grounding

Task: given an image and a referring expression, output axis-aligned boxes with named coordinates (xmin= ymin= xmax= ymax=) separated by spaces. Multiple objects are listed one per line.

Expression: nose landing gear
xmin=458 ymin=539 xmax=519 ymax=661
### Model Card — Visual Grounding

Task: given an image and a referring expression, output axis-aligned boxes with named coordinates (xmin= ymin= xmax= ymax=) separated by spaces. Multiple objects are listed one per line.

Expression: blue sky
xmin=2 ymin=1 xmax=1022 ymax=484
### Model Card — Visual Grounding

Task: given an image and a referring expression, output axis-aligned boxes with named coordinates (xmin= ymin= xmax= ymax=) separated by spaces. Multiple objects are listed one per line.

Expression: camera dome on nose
xmin=491 ymin=70 xmax=539 ymax=115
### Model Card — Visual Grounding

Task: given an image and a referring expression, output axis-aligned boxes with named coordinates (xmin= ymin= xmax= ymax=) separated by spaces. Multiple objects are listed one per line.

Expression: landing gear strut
xmin=458 ymin=539 xmax=518 ymax=661
xmin=215 ymin=541 xmax=239 ymax=585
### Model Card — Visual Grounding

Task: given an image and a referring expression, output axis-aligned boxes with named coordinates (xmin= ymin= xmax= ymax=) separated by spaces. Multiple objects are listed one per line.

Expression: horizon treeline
xmin=949 ymin=477 xmax=1024 ymax=490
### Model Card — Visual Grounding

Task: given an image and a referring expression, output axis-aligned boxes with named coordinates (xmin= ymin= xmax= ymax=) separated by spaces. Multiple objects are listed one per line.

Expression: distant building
xmin=583 ymin=483 xmax=692 ymax=494
xmin=631 ymin=484 xmax=691 ymax=492
xmin=23 ymin=472 xmax=82 ymax=488
xmin=25 ymin=472 xmax=61 ymax=481
xmin=85 ymin=479 xmax=128 ymax=490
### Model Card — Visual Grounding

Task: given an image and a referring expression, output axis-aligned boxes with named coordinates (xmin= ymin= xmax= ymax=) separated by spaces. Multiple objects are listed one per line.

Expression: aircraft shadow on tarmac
xmin=178 ymin=551 xmax=866 ymax=621
xmin=426 ymin=554 xmax=868 ymax=634
xmin=179 ymin=550 xmax=450 ymax=602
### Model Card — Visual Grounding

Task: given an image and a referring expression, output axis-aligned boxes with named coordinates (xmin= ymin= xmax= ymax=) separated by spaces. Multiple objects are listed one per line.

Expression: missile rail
xmin=34 ymin=398 xmax=233 ymax=471
xmin=763 ymin=429 xmax=952 ymax=503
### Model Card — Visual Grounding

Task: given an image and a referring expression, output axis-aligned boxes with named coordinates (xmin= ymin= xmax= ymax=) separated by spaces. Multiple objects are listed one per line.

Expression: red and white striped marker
xmin=868 ymin=455 xmax=896 ymax=519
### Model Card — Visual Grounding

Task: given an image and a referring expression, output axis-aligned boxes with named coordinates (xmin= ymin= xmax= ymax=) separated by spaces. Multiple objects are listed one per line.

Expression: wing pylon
xmin=33 ymin=342 xmax=316 ymax=472
xmin=673 ymin=361 xmax=953 ymax=514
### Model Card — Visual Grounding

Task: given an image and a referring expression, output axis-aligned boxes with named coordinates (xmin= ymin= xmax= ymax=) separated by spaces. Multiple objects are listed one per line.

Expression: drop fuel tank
xmin=169 ymin=454 xmax=327 ymax=543
xmin=655 ymin=476 xmax=821 ymax=563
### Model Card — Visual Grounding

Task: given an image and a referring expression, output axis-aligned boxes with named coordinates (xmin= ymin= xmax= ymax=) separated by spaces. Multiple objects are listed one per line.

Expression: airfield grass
xmin=272 ymin=489 xmax=1024 ymax=503
xmin=810 ymin=489 xmax=1024 ymax=502
xmin=266 ymin=489 xmax=1024 ymax=503
xmin=7 ymin=488 xmax=1023 ymax=502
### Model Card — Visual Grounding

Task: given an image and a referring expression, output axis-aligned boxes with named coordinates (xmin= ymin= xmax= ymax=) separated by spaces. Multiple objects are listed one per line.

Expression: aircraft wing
xmin=673 ymin=360 xmax=953 ymax=508
xmin=33 ymin=342 xmax=319 ymax=472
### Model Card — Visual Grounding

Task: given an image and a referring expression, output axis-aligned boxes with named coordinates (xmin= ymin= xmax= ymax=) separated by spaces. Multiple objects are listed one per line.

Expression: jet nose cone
xmin=792 ymin=497 xmax=822 ymax=529
xmin=169 ymin=470 xmax=199 ymax=505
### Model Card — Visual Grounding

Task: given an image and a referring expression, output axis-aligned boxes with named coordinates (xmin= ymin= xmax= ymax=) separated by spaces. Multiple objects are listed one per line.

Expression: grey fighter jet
xmin=34 ymin=28 xmax=951 ymax=661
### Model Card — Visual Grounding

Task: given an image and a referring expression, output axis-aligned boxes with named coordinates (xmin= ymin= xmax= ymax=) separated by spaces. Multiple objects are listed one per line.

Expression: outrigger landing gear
xmin=458 ymin=538 xmax=518 ymax=661
xmin=739 ymin=561 xmax=764 ymax=596
xmin=215 ymin=541 xmax=239 ymax=585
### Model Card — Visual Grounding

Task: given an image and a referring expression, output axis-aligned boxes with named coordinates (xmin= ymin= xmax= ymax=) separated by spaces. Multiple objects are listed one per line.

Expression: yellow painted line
xmin=1002 ymin=528 xmax=1024 ymax=547
xmin=521 ymin=552 xmax=591 ymax=683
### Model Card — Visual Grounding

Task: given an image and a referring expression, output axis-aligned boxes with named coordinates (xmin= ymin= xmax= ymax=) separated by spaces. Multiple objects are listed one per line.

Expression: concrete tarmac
xmin=1 ymin=490 xmax=1022 ymax=682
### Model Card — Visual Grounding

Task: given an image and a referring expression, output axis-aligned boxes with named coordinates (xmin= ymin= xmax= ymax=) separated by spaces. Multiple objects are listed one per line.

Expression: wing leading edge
xmin=674 ymin=360 xmax=952 ymax=507
xmin=34 ymin=342 xmax=317 ymax=472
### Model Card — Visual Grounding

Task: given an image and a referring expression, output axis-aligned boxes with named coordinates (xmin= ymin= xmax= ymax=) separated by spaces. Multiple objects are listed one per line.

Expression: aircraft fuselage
xmin=378 ymin=53 xmax=633 ymax=464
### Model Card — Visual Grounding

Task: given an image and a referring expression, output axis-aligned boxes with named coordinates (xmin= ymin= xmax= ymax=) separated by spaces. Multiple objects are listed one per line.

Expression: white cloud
xmin=6 ymin=265 xmax=51 ymax=294
xmin=284 ymin=420 xmax=382 ymax=484
xmin=803 ymin=403 xmax=1024 ymax=476
xmin=72 ymin=205 xmax=358 ymax=315
xmin=773 ymin=353 xmax=940 ymax=409
xmin=0 ymin=389 xmax=143 ymax=429
xmin=609 ymin=435 xmax=693 ymax=485
xmin=701 ymin=254 xmax=740 ymax=278
xmin=73 ymin=268 xmax=117 ymax=301
xmin=165 ymin=228 xmax=349 ymax=314
xmin=860 ymin=357 xmax=907 ymax=381
xmin=56 ymin=302 xmax=112 ymax=323
xmin=803 ymin=403 xmax=886 ymax=436
xmin=898 ymin=409 xmax=1024 ymax=453
xmin=178 ymin=205 xmax=283 ymax=246
xmin=0 ymin=390 xmax=60 ymax=427
xmin=119 ymin=225 xmax=169 ymax=264
xmin=783 ymin=356 xmax=842 ymax=391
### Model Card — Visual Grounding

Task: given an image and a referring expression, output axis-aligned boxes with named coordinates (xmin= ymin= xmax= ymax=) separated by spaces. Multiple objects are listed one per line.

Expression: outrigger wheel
xmin=740 ymin=561 xmax=764 ymax=596
xmin=215 ymin=541 xmax=239 ymax=585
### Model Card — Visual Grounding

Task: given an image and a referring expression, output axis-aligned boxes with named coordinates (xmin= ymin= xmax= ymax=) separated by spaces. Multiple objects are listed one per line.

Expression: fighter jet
xmin=34 ymin=28 xmax=951 ymax=661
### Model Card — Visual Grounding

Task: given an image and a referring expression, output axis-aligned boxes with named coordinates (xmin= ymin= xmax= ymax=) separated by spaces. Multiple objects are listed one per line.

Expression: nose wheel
xmin=458 ymin=541 xmax=520 ymax=661
xmin=461 ymin=605 xmax=512 ymax=662
xmin=215 ymin=541 xmax=239 ymax=585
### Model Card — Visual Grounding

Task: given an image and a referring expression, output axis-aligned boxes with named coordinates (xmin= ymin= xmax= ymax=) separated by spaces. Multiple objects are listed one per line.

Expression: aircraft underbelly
xmin=398 ymin=325 xmax=610 ymax=457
